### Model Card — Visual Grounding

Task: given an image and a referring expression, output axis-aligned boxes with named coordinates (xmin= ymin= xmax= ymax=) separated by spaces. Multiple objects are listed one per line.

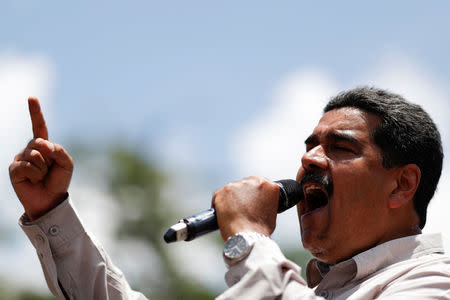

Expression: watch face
xmin=224 ymin=235 xmax=249 ymax=259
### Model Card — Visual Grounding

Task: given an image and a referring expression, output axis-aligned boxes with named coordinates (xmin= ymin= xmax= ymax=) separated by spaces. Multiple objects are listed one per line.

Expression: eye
xmin=332 ymin=145 xmax=354 ymax=153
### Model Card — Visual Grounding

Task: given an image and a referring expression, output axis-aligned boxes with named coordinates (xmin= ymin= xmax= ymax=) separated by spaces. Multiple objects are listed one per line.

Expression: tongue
xmin=307 ymin=191 xmax=328 ymax=211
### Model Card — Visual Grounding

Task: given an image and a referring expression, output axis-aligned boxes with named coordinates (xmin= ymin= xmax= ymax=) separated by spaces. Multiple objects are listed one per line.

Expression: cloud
xmin=230 ymin=55 xmax=450 ymax=250
xmin=358 ymin=54 xmax=450 ymax=249
xmin=0 ymin=52 xmax=54 ymax=291
xmin=229 ymin=69 xmax=340 ymax=245
xmin=230 ymin=69 xmax=339 ymax=181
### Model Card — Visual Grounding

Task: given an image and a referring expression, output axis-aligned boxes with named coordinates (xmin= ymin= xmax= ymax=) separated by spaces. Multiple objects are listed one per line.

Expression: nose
xmin=301 ymin=145 xmax=328 ymax=171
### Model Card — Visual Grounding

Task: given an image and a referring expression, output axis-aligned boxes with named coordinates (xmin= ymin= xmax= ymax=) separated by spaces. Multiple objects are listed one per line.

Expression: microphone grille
xmin=275 ymin=179 xmax=302 ymax=213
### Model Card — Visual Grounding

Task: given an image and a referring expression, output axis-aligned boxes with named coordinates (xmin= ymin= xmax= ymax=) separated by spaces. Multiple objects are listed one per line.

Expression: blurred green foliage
xmin=107 ymin=148 xmax=313 ymax=299
xmin=284 ymin=248 xmax=314 ymax=279
xmin=0 ymin=282 xmax=54 ymax=300
xmin=107 ymin=148 xmax=217 ymax=299
xmin=3 ymin=145 xmax=312 ymax=299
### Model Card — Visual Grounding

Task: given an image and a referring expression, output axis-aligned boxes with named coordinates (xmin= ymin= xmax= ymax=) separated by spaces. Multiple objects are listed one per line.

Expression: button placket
xmin=35 ymin=234 xmax=45 ymax=245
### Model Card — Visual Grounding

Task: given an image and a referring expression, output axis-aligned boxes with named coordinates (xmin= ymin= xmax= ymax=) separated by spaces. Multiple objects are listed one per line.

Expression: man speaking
xmin=10 ymin=87 xmax=450 ymax=299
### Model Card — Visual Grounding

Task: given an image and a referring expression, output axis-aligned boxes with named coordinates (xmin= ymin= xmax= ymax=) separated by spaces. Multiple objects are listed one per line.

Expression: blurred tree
xmin=107 ymin=148 xmax=217 ymax=299
xmin=2 ymin=143 xmax=313 ymax=300
xmin=284 ymin=248 xmax=314 ymax=279
xmin=15 ymin=292 xmax=55 ymax=300
xmin=0 ymin=280 xmax=54 ymax=300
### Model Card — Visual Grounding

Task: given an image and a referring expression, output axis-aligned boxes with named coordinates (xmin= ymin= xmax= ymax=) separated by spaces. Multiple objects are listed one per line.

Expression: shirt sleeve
xmin=19 ymin=197 xmax=148 ymax=300
xmin=216 ymin=238 xmax=323 ymax=300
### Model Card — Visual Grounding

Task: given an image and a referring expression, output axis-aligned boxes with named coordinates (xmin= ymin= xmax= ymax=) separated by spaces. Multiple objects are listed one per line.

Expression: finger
xmin=26 ymin=139 xmax=73 ymax=171
xmin=15 ymin=148 xmax=48 ymax=174
xmin=28 ymin=97 xmax=49 ymax=140
xmin=25 ymin=138 xmax=55 ymax=167
xmin=50 ymin=143 xmax=74 ymax=172
xmin=9 ymin=160 xmax=46 ymax=184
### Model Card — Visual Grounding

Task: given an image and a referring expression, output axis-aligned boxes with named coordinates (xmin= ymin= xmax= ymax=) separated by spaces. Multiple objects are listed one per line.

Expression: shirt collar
xmin=353 ymin=233 xmax=444 ymax=280
xmin=305 ymin=233 xmax=445 ymax=288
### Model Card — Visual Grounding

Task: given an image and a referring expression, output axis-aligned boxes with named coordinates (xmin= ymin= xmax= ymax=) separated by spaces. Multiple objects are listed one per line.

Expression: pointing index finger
xmin=28 ymin=97 xmax=49 ymax=140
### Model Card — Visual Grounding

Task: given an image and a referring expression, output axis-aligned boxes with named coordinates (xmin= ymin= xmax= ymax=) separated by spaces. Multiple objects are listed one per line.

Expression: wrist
xmin=222 ymin=221 xmax=273 ymax=241
xmin=223 ymin=231 xmax=271 ymax=267
xmin=26 ymin=192 xmax=68 ymax=221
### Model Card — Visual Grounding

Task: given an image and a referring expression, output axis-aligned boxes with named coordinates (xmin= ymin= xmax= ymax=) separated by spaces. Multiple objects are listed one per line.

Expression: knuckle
xmin=223 ymin=183 xmax=232 ymax=192
xmin=29 ymin=149 xmax=41 ymax=159
xmin=248 ymin=175 xmax=263 ymax=186
xmin=54 ymin=143 xmax=63 ymax=152
xmin=243 ymin=176 xmax=255 ymax=185
xmin=14 ymin=153 xmax=21 ymax=161
xmin=20 ymin=161 xmax=32 ymax=168
xmin=259 ymin=180 xmax=270 ymax=189
xmin=8 ymin=162 xmax=16 ymax=175
xmin=34 ymin=137 xmax=44 ymax=144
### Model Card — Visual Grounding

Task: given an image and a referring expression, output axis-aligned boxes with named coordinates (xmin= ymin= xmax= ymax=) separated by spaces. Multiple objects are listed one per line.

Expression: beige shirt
xmin=219 ymin=233 xmax=450 ymax=299
xmin=20 ymin=199 xmax=450 ymax=299
xmin=20 ymin=198 xmax=147 ymax=300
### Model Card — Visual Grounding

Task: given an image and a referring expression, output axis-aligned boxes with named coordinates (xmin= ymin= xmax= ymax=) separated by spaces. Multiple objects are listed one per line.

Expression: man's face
xmin=296 ymin=107 xmax=398 ymax=264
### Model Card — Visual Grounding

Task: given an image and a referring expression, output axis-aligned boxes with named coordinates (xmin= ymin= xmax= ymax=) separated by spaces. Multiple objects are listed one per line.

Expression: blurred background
xmin=1 ymin=1 xmax=450 ymax=299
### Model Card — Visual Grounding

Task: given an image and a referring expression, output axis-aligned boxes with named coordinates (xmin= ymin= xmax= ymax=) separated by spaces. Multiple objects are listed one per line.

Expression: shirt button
xmin=319 ymin=290 xmax=329 ymax=298
xmin=35 ymin=234 xmax=45 ymax=245
xmin=48 ymin=225 xmax=60 ymax=236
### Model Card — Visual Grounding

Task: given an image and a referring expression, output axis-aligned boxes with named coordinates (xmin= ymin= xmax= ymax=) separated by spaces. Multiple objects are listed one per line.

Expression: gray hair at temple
xmin=324 ymin=87 xmax=443 ymax=229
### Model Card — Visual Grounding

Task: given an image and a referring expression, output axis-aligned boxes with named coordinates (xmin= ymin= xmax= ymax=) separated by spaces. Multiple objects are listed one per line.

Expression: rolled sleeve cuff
xmin=19 ymin=197 xmax=85 ymax=257
xmin=225 ymin=238 xmax=305 ymax=287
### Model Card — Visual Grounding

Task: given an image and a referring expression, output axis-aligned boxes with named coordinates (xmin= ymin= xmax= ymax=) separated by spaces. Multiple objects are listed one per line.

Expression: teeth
xmin=305 ymin=185 xmax=322 ymax=194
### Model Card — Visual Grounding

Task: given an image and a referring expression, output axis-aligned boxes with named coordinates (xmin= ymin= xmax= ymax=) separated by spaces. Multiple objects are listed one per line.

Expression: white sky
xmin=232 ymin=54 xmax=450 ymax=250
xmin=1 ymin=51 xmax=449 ymax=294
xmin=1 ymin=1 xmax=450 ymax=296
xmin=0 ymin=52 xmax=54 ymax=291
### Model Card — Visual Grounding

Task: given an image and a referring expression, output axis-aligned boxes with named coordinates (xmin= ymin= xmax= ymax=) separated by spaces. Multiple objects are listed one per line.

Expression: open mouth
xmin=302 ymin=183 xmax=329 ymax=214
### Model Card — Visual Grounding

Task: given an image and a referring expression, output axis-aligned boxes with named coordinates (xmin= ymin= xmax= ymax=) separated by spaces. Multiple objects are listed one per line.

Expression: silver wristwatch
xmin=223 ymin=232 xmax=268 ymax=267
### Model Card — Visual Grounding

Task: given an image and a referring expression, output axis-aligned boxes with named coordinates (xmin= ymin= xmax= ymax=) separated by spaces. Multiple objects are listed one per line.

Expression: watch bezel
xmin=223 ymin=234 xmax=252 ymax=261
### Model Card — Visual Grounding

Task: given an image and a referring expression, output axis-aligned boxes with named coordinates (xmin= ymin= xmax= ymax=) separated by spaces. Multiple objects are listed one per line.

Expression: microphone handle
xmin=184 ymin=208 xmax=218 ymax=241
xmin=163 ymin=179 xmax=301 ymax=243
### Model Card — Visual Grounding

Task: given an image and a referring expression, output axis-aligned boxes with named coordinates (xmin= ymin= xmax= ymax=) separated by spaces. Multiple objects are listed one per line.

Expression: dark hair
xmin=324 ymin=87 xmax=443 ymax=229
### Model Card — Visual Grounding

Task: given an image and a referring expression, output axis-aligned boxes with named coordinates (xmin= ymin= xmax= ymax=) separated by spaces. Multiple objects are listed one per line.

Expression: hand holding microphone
xmin=164 ymin=177 xmax=302 ymax=243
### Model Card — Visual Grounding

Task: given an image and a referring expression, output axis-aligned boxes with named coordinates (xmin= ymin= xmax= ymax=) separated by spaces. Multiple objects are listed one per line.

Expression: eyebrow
xmin=304 ymin=132 xmax=360 ymax=146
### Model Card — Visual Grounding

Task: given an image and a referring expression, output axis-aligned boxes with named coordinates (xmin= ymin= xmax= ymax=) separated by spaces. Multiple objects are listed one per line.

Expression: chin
xmin=301 ymin=231 xmax=333 ymax=263
xmin=302 ymin=235 xmax=323 ymax=253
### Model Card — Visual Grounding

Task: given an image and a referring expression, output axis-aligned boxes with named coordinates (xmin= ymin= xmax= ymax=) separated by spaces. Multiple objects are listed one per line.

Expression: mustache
xmin=300 ymin=171 xmax=333 ymax=197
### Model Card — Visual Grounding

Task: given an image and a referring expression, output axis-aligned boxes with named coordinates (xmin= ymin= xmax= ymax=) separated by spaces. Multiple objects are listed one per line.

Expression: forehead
xmin=312 ymin=107 xmax=380 ymax=138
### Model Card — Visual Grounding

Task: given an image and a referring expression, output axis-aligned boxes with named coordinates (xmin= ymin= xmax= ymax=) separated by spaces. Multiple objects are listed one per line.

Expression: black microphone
xmin=163 ymin=179 xmax=302 ymax=243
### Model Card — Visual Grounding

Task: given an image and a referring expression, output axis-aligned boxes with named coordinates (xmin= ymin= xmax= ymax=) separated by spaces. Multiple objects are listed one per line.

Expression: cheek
xmin=332 ymin=169 xmax=386 ymax=228
xmin=296 ymin=202 xmax=304 ymax=223
xmin=333 ymin=161 xmax=375 ymax=195
xmin=331 ymin=166 xmax=376 ymax=217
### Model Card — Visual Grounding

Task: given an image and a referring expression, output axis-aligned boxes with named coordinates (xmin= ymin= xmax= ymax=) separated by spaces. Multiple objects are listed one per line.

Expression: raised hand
xmin=212 ymin=176 xmax=280 ymax=241
xmin=9 ymin=97 xmax=74 ymax=220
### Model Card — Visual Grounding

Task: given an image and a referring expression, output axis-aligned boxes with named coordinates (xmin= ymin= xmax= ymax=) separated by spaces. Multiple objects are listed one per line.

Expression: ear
xmin=388 ymin=164 xmax=421 ymax=209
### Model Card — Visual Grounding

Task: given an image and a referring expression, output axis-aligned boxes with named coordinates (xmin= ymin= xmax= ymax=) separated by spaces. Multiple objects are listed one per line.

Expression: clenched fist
xmin=9 ymin=97 xmax=74 ymax=220
xmin=212 ymin=176 xmax=280 ymax=241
